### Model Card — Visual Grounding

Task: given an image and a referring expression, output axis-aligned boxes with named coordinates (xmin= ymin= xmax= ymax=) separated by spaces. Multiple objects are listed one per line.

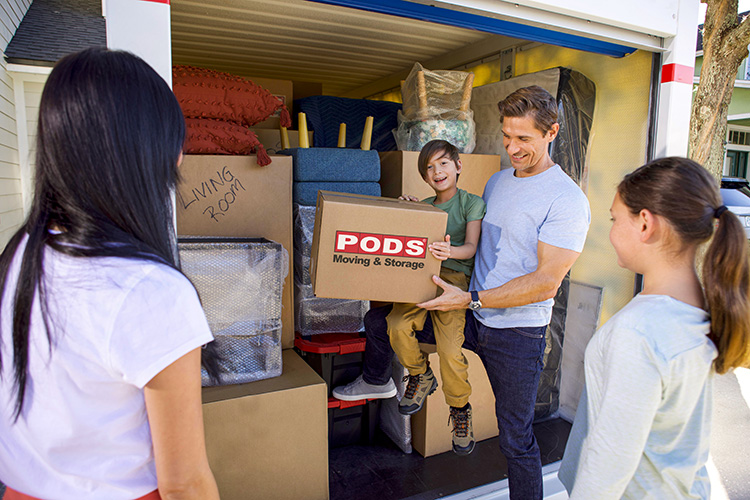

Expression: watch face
xmin=469 ymin=301 xmax=481 ymax=311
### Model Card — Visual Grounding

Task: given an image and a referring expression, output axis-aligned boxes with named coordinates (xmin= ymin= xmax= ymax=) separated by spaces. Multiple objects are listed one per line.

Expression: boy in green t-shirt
xmin=389 ymin=139 xmax=486 ymax=455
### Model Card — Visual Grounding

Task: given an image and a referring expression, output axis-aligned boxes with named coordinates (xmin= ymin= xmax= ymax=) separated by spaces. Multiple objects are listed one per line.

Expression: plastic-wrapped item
xmin=295 ymin=280 xmax=368 ymax=335
xmin=293 ymin=204 xmax=369 ymax=335
xmin=548 ymin=68 xmax=596 ymax=190
xmin=378 ymin=356 xmax=412 ymax=454
xmin=294 ymin=204 xmax=316 ymax=285
xmin=395 ymin=118 xmax=476 ymax=154
xmin=204 ymin=329 xmax=282 ymax=386
xmin=395 ymin=63 xmax=476 ymax=153
xmin=178 ymin=237 xmax=289 ymax=386
xmin=534 ymin=275 xmax=569 ymax=421
xmin=471 ymin=67 xmax=595 ymax=189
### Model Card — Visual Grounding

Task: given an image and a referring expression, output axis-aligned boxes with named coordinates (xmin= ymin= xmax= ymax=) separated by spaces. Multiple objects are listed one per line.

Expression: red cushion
xmin=173 ymin=65 xmax=291 ymax=128
xmin=184 ymin=118 xmax=271 ymax=166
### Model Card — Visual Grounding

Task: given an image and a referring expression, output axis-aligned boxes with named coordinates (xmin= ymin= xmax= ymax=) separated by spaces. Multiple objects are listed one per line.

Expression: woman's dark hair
xmin=0 ymin=48 xmax=218 ymax=420
xmin=418 ymin=140 xmax=461 ymax=181
xmin=497 ymin=85 xmax=558 ymax=134
xmin=618 ymin=157 xmax=750 ymax=374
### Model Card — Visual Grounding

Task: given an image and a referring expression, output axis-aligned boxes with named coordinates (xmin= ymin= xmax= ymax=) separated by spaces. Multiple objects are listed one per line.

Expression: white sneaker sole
xmin=332 ymin=385 xmax=397 ymax=401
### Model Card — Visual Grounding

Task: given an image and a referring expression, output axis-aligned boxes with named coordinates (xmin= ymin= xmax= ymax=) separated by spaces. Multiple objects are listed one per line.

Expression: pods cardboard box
xmin=379 ymin=151 xmax=502 ymax=200
xmin=310 ymin=191 xmax=447 ymax=304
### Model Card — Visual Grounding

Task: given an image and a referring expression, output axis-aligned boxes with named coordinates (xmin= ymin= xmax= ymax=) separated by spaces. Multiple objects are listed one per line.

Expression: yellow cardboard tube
xmin=298 ymin=112 xmax=310 ymax=148
xmin=338 ymin=123 xmax=347 ymax=148
xmin=361 ymin=116 xmax=373 ymax=151
xmin=280 ymin=126 xmax=290 ymax=150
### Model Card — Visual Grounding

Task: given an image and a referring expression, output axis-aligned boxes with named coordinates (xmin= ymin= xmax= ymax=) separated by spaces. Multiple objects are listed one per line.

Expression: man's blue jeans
xmin=363 ymin=305 xmax=546 ymax=500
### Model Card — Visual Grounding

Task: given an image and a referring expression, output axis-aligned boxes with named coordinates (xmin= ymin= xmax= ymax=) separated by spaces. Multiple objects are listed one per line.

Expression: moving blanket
xmin=295 ymin=96 xmax=402 ymax=152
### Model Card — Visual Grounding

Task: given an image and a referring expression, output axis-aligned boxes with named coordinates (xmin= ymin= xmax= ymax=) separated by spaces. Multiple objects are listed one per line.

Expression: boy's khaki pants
xmin=386 ymin=267 xmax=471 ymax=408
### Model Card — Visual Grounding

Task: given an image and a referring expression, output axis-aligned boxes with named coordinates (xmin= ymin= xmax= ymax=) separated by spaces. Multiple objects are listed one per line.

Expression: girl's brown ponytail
xmin=703 ymin=206 xmax=750 ymax=373
xmin=618 ymin=157 xmax=750 ymax=374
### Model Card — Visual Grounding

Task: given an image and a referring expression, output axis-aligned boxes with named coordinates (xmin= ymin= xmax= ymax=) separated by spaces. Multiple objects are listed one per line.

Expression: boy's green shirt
xmin=423 ymin=188 xmax=486 ymax=277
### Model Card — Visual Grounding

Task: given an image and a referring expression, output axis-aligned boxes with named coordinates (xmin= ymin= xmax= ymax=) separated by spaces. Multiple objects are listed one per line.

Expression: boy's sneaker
xmin=332 ymin=375 xmax=397 ymax=401
xmin=449 ymin=403 xmax=475 ymax=456
xmin=398 ymin=367 xmax=438 ymax=415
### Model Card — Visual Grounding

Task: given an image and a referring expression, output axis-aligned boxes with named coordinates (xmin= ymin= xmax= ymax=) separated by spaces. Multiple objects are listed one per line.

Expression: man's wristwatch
xmin=468 ymin=290 xmax=482 ymax=311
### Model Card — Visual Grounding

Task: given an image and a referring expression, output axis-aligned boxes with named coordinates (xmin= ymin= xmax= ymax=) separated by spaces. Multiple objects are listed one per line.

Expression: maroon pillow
xmin=184 ymin=118 xmax=271 ymax=166
xmin=173 ymin=65 xmax=291 ymax=128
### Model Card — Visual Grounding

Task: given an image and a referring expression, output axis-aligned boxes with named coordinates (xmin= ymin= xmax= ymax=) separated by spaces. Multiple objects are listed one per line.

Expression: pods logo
xmin=334 ymin=231 xmax=427 ymax=258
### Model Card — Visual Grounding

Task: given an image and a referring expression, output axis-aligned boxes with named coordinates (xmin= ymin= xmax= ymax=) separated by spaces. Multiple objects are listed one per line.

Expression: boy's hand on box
xmin=398 ymin=194 xmax=420 ymax=202
xmin=429 ymin=235 xmax=451 ymax=260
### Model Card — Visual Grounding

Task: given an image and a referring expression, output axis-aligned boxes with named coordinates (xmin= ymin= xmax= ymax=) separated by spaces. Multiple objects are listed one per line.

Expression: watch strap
xmin=471 ymin=290 xmax=479 ymax=302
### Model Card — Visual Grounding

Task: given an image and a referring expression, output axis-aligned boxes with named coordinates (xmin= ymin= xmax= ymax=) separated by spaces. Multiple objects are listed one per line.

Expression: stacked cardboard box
xmin=176 ymin=155 xmax=295 ymax=349
xmin=202 ymin=350 xmax=328 ymax=499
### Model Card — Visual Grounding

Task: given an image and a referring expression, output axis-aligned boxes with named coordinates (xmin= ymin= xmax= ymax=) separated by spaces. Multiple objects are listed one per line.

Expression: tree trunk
xmin=689 ymin=0 xmax=750 ymax=179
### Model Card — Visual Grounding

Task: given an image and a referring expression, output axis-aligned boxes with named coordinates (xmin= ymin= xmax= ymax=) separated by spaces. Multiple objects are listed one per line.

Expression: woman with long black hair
xmin=0 ymin=48 xmax=219 ymax=499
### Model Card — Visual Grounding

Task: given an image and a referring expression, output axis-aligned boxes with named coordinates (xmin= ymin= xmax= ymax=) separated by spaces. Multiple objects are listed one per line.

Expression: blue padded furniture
xmin=293 ymin=182 xmax=381 ymax=206
xmin=294 ymin=96 xmax=401 ymax=152
xmin=282 ymin=148 xmax=380 ymax=182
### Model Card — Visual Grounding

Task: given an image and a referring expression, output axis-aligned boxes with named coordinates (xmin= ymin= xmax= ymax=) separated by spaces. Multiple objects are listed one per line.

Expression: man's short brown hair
xmin=417 ymin=140 xmax=461 ymax=180
xmin=497 ymin=85 xmax=558 ymax=134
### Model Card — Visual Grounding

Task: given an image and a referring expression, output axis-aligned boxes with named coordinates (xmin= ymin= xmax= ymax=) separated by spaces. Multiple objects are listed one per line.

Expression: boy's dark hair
xmin=497 ymin=85 xmax=558 ymax=134
xmin=417 ymin=140 xmax=461 ymax=180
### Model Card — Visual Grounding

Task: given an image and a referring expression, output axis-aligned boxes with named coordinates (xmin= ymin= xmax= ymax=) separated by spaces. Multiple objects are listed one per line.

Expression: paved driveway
xmin=709 ymin=368 xmax=750 ymax=500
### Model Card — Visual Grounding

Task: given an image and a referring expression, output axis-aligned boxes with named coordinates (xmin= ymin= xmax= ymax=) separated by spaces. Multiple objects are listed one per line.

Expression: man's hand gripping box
xmin=310 ymin=191 xmax=448 ymax=304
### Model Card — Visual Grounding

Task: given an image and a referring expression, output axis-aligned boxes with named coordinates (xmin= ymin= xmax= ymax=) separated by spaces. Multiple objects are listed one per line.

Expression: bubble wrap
xmin=293 ymin=204 xmax=369 ymax=335
xmin=294 ymin=204 xmax=316 ymax=285
xmin=400 ymin=62 xmax=474 ymax=122
xmin=394 ymin=117 xmax=476 ymax=153
xmin=379 ymin=356 xmax=412 ymax=454
xmin=178 ymin=238 xmax=289 ymax=386
xmin=294 ymin=280 xmax=368 ymax=335
xmin=396 ymin=62 xmax=476 ymax=153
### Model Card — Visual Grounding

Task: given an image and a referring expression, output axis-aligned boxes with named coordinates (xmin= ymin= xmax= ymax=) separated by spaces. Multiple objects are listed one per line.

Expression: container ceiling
xmin=170 ymin=0 xmax=503 ymax=98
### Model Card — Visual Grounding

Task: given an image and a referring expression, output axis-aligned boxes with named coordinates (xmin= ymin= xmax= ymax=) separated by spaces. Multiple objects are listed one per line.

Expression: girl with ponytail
xmin=559 ymin=157 xmax=750 ymax=499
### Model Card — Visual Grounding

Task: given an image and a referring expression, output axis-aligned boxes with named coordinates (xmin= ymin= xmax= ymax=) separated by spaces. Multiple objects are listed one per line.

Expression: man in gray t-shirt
xmin=334 ymin=86 xmax=590 ymax=500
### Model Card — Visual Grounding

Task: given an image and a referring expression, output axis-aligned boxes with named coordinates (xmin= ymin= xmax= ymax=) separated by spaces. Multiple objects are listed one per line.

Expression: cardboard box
xmin=293 ymin=80 xmax=323 ymax=102
xmin=175 ymin=155 xmax=295 ymax=349
xmin=410 ymin=344 xmax=499 ymax=457
xmin=250 ymin=76 xmax=294 ymax=129
xmin=203 ymin=350 xmax=328 ymax=500
xmin=311 ymin=191 xmax=447 ymax=303
xmin=379 ymin=151 xmax=503 ymax=200
xmin=249 ymin=128 xmax=313 ymax=155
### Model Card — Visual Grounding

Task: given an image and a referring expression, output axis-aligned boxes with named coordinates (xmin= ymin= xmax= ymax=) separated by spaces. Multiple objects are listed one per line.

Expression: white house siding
xmin=23 ymin=78 xmax=42 ymax=187
xmin=0 ymin=0 xmax=31 ymax=249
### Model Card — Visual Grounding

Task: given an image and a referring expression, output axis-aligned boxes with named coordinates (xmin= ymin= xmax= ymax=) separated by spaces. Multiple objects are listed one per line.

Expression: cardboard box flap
xmin=202 ymin=351 xmax=325 ymax=404
xmin=318 ymin=190 xmax=444 ymax=214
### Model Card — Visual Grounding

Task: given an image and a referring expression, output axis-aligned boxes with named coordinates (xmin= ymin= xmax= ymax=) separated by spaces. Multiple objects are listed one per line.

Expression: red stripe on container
xmin=661 ymin=63 xmax=694 ymax=84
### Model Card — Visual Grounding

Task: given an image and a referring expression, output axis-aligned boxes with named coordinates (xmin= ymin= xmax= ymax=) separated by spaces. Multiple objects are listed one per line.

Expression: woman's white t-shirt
xmin=0 ymin=236 xmax=214 ymax=499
